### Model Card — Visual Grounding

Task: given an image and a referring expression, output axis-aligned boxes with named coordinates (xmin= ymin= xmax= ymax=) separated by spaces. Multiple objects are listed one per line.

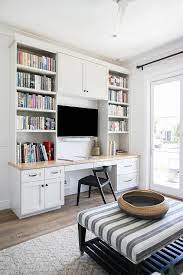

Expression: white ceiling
xmin=0 ymin=0 xmax=183 ymax=61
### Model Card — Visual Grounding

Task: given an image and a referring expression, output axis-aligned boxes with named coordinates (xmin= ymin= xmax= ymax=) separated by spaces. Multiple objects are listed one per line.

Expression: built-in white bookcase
xmin=10 ymin=42 xmax=57 ymax=163
xmin=99 ymin=69 xmax=129 ymax=155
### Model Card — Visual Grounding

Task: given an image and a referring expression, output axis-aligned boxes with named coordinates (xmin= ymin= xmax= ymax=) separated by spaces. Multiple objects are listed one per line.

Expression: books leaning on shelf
xmin=17 ymin=92 xmax=55 ymax=110
xmin=108 ymin=90 xmax=128 ymax=103
xmin=17 ymin=116 xmax=55 ymax=131
xmin=16 ymin=142 xmax=54 ymax=164
xmin=108 ymin=104 xmax=128 ymax=117
xmin=109 ymin=74 xmax=128 ymax=88
xmin=109 ymin=120 xmax=128 ymax=132
xmin=17 ymin=49 xmax=56 ymax=72
xmin=17 ymin=72 xmax=54 ymax=91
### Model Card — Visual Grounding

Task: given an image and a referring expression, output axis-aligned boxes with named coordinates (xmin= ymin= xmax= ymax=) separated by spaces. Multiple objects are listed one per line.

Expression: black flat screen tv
xmin=57 ymin=105 xmax=98 ymax=137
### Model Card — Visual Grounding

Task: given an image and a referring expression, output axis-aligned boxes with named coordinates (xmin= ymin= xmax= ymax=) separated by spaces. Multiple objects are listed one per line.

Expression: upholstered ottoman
xmin=77 ymin=198 xmax=183 ymax=274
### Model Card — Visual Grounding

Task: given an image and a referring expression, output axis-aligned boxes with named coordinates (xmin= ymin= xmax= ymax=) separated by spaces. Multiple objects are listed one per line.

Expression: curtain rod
xmin=136 ymin=50 xmax=183 ymax=70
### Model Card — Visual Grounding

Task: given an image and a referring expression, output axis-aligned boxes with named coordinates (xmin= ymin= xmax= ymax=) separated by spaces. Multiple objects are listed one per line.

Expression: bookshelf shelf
xmin=16 ymin=130 xmax=56 ymax=133
xmin=17 ymin=64 xmax=56 ymax=76
xmin=98 ymin=69 xmax=129 ymax=156
xmin=108 ymin=131 xmax=129 ymax=134
xmin=10 ymin=43 xmax=57 ymax=164
xmin=16 ymin=87 xmax=56 ymax=96
xmin=108 ymin=115 xmax=128 ymax=119
xmin=108 ymin=101 xmax=129 ymax=106
xmin=108 ymin=84 xmax=129 ymax=91
xmin=17 ymin=107 xmax=56 ymax=113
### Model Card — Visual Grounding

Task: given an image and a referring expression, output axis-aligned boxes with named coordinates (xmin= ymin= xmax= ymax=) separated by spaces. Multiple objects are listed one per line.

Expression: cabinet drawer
xmin=117 ymin=158 xmax=139 ymax=175
xmin=45 ymin=166 xmax=62 ymax=179
xmin=117 ymin=173 xmax=138 ymax=191
xmin=21 ymin=169 xmax=44 ymax=183
xmin=64 ymin=163 xmax=93 ymax=172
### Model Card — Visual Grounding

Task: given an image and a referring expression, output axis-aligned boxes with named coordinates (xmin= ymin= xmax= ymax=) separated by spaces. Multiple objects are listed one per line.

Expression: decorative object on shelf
xmin=91 ymin=138 xmax=101 ymax=156
xmin=109 ymin=140 xmax=116 ymax=156
xmin=118 ymin=190 xmax=169 ymax=219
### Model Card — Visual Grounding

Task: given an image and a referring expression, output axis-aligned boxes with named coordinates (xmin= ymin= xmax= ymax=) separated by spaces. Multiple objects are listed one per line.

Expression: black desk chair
xmin=76 ymin=166 xmax=117 ymax=205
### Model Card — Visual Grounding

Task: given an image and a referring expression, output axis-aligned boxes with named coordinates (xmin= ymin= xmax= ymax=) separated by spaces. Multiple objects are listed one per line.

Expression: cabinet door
xmin=58 ymin=53 xmax=83 ymax=97
xmin=44 ymin=179 xmax=62 ymax=209
xmin=84 ymin=61 xmax=107 ymax=100
xmin=21 ymin=181 xmax=44 ymax=215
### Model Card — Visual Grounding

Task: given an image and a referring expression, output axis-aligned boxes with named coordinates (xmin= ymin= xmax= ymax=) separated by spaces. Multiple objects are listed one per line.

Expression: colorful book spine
xmin=17 ymin=49 xmax=56 ymax=72
xmin=16 ymin=142 xmax=54 ymax=163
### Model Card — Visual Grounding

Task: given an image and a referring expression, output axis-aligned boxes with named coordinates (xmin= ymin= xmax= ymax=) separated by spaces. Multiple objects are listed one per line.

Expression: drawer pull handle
xmin=46 ymin=184 xmax=48 ymax=187
xmin=41 ymin=184 xmax=44 ymax=187
xmin=124 ymin=179 xmax=133 ymax=182
xmin=124 ymin=165 xmax=132 ymax=168
xmin=29 ymin=173 xmax=37 ymax=177
xmin=51 ymin=171 xmax=59 ymax=174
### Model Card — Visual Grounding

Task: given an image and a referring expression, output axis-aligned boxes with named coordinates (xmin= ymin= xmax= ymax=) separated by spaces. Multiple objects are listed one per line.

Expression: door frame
xmin=149 ymin=75 xmax=183 ymax=198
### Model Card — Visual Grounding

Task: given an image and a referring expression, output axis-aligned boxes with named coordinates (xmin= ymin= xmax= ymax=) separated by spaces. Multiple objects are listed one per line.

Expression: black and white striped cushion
xmin=77 ymin=198 xmax=183 ymax=263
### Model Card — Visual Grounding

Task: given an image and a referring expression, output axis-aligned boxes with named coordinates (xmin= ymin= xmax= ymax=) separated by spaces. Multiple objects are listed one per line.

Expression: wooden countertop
xmin=8 ymin=154 xmax=139 ymax=170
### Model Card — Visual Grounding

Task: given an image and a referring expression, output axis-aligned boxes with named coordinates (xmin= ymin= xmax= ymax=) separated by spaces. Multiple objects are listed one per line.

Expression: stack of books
xmin=16 ymin=142 xmax=54 ymax=163
xmin=17 ymin=92 xmax=55 ymax=110
xmin=108 ymin=120 xmax=128 ymax=132
xmin=108 ymin=104 xmax=128 ymax=117
xmin=108 ymin=90 xmax=128 ymax=103
xmin=17 ymin=72 xmax=54 ymax=91
xmin=109 ymin=74 xmax=128 ymax=88
xmin=17 ymin=116 xmax=55 ymax=131
xmin=17 ymin=49 xmax=56 ymax=72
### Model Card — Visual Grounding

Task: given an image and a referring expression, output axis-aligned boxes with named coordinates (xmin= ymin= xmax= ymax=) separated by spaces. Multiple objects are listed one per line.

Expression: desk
xmin=9 ymin=154 xmax=139 ymax=218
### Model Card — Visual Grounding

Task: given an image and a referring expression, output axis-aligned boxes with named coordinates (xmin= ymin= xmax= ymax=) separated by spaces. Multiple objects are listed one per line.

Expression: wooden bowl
xmin=118 ymin=190 xmax=169 ymax=219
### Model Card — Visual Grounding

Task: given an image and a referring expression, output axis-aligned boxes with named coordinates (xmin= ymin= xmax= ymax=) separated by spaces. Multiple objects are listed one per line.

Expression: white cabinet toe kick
xmin=9 ymin=155 xmax=139 ymax=218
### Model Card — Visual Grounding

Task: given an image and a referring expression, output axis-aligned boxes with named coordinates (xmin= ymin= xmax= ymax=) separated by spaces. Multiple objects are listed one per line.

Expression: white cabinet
xmin=84 ymin=61 xmax=107 ymax=100
xmin=10 ymin=166 xmax=65 ymax=218
xmin=45 ymin=179 xmax=62 ymax=209
xmin=115 ymin=158 xmax=139 ymax=192
xmin=58 ymin=54 xmax=83 ymax=98
xmin=58 ymin=53 xmax=107 ymax=100
xmin=21 ymin=181 xmax=44 ymax=215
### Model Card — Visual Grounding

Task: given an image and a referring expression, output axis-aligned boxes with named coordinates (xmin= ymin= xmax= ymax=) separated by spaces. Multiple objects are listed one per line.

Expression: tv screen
xmin=57 ymin=105 xmax=98 ymax=137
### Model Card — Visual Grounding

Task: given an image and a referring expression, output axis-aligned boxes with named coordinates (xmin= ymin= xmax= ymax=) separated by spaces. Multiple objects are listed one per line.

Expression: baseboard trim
xmin=0 ymin=200 xmax=10 ymax=210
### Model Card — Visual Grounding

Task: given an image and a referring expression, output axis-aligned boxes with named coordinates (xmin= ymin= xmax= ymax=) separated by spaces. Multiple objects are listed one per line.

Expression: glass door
xmin=150 ymin=76 xmax=183 ymax=198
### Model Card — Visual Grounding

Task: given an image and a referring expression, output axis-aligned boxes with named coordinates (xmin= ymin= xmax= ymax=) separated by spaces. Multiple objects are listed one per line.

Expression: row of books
xmin=16 ymin=141 xmax=54 ymax=164
xmin=17 ymin=116 xmax=56 ymax=131
xmin=17 ymin=92 xmax=55 ymax=110
xmin=109 ymin=74 xmax=128 ymax=88
xmin=108 ymin=120 xmax=128 ymax=132
xmin=108 ymin=90 xmax=128 ymax=103
xmin=17 ymin=49 xmax=56 ymax=72
xmin=17 ymin=72 xmax=54 ymax=91
xmin=108 ymin=104 xmax=129 ymax=117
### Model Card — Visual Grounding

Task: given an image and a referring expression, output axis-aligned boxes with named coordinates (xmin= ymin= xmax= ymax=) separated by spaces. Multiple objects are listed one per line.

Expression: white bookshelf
xmin=98 ymin=69 xmax=130 ymax=155
xmin=10 ymin=42 xmax=57 ymax=164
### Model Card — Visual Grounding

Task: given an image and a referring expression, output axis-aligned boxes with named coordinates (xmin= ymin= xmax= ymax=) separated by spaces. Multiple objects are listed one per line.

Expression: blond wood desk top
xmin=9 ymin=154 xmax=139 ymax=170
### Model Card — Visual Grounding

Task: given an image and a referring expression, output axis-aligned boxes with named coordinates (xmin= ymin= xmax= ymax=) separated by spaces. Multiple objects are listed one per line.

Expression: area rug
xmin=0 ymin=224 xmax=182 ymax=275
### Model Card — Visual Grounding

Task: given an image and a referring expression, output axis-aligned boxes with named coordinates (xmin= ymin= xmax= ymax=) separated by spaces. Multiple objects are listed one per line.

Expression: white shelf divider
xmin=17 ymin=64 xmax=56 ymax=76
xmin=108 ymin=84 xmax=129 ymax=91
xmin=108 ymin=115 xmax=128 ymax=119
xmin=108 ymin=100 xmax=129 ymax=106
xmin=17 ymin=107 xmax=56 ymax=113
xmin=16 ymin=130 xmax=56 ymax=133
xmin=17 ymin=87 xmax=56 ymax=96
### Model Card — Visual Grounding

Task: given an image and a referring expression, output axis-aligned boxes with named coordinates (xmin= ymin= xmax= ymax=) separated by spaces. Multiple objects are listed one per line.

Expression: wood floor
xmin=0 ymin=190 xmax=116 ymax=251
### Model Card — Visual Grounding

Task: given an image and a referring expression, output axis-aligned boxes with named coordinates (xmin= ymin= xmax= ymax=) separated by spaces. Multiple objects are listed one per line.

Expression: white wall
xmin=127 ymin=38 xmax=183 ymax=188
xmin=0 ymin=33 xmax=13 ymax=209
